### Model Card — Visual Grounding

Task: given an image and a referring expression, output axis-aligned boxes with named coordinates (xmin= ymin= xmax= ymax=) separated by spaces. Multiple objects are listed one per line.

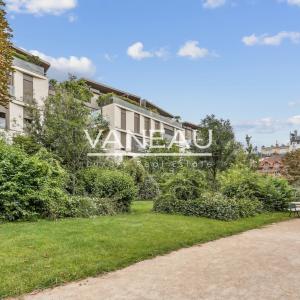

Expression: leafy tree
xmin=283 ymin=149 xmax=300 ymax=186
xmin=0 ymin=0 xmax=13 ymax=107
xmin=27 ymin=77 xmax=109 ymax=193
xmin=192 ymin=114 xmax=238 ymax=188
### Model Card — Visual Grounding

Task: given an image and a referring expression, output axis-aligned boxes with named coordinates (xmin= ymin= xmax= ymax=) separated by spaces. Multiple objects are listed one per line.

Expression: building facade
xmin=0 ymin=46 xmax=50 ymax=141
xmin=1 ymin=46 xmax=198 ymax=155
xmin=84 ymin=79 xmax=195 ymax=156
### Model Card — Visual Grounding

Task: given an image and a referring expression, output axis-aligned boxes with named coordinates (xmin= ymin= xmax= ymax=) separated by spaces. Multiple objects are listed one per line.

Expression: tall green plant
xmin=0 ymin=0 xmax=13 ymax=107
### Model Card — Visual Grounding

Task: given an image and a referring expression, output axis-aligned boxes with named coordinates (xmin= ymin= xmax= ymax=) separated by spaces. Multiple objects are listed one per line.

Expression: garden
xmin=0 ymin=78 xmax=298 ymax=298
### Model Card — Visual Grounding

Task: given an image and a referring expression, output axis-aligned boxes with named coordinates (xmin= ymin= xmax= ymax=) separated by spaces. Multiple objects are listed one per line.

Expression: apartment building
xmin=0 ymin=45 xmax=198 ymax=155
xmin=84 ymin=79 xmax=194 ymax=155
xmin=0 ymin=46 xmax=50 ymax=141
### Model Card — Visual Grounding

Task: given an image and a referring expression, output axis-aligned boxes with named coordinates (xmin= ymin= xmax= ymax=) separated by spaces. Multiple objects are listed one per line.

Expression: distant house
xmin=261 ymin=130 xmax=300 ymax=157
xmin=259 ymin=156 xmax=284 ymax=177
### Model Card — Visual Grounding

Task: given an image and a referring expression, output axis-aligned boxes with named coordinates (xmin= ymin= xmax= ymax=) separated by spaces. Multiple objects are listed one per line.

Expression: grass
xmin=0 ymin=201 xmax=291 ymax=298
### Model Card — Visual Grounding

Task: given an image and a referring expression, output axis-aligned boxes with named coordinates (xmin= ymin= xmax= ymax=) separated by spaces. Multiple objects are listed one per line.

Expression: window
xmin=132 ymin=136 xmax=143 ymax=153
xmin=185 ymin=128 xmax=192 ymax=140
xmin=121 ymin=108 xmax=126 ymax=130
xmin=23 ymin=74 xmax=33 ymax=104
xmin=155 ymin=120 xmax=160 ymax=131
xmin=0 ymin=112 xmax=6 ymax=129
xmin=134 ymin=113 xmax=140 ymax=133
xmin=144 ymin=117 xmax=150 ymax=136
xmin=164 ymin=124 xmax=174 ymax=137
xmin=120 ymin=132 xmax=126 ymax=149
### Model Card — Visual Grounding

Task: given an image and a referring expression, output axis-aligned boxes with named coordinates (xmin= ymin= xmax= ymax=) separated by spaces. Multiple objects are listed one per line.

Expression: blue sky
xmin=6 ymin=0 xmax=300 ymax=147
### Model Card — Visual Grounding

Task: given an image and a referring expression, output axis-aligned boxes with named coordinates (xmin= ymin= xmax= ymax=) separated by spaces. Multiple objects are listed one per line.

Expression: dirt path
xmin=19 ymin=219 xmax=300 ymax=300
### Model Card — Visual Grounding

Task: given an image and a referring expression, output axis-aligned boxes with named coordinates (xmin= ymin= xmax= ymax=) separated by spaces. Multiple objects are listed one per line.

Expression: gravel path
xmin=19 ymin=219 xmax=300 ymax=300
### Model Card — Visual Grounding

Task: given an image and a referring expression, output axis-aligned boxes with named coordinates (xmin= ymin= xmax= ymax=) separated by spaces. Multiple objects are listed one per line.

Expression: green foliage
xmin=76 ymin=168 xmax=137 ymax=212
xmin=283 ymin=149 xmax=300 ymax=185
xmin=0 ymin=0 xmax=13 ymax=107
xmin=25 ymin=78 xmax=109 ymax=193
xmin=64 ymin=196 xmax=117 ymax=218
xmin=123 ymin=159 xmax=146 ymax=184
xmin=138 ymin=175 xmax=160 ymax=200
xmin=153 ymin=193 xmax=263 ymax=221
xmin=0 ymin=141 xmax=68 ymax=221
xmin=162 ymin=168 xmax=208 ymax=200
xmin=191 ymin=115 xmax=238 ymax=187
xmin=12 ymin=135 xmax=42 ymax=155
xmin=219 ymin=165 xmax=294 ymax=211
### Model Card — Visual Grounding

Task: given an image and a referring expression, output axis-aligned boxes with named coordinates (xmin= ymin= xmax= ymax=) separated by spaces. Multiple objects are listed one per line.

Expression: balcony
xmin=13 ymin=57 xmax=45 ymax=76
xmin=101 ymin=95 xmax=182 ymax=129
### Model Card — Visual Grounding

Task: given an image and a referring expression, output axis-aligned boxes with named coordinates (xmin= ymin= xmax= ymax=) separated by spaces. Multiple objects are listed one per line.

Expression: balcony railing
xmin=100 ymin=95 xmax=182 ymax=128
xmin=13 ymin=57 xmax=45 ymax=76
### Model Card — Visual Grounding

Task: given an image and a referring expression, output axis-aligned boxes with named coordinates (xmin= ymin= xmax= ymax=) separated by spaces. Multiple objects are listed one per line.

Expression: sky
xmin=5 ymin=0 xmax=300 ymax=147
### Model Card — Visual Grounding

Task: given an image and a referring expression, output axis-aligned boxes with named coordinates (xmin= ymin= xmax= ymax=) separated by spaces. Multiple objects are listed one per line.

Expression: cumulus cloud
xmin=234 ymin=118 xmax=283 ymax=134
xmin=285 ymin=0 xmax=300 ymax=7
xmin=203 ymin=0 xmax=226 ymax=9
xmin=127 ymin=42 xmax=167 ymax=60
xmin=6 ymin=0 xmax=77 ymax=15
xmin=242 ymin=31 xmax=300 ymax=46
xmin=288 ymin=101 xmax=300 ymax=107
xmin=30 ymin=50 xmax=96 ymax=80
xmin=235 ymin=115 xmax=300 ymax=134
xmin=177 ymin=41 xmax=214 ymax=59
xmin=288 ymin=115 xmax=300 ymax=125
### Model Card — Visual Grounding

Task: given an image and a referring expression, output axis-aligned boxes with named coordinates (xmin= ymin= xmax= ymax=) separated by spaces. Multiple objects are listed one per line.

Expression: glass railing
xmin=101 ymin=95 xmax=182 ymax=128
xmin=13 ymin=57 xmax=45 ymax=76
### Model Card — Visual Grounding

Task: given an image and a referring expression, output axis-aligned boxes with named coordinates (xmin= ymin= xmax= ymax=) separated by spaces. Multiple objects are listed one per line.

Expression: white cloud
xmin=30 ymin=50 xmax=96 ymax=80
xmin=127 ymin=42 xmax=168 ymax=60
xmin=288 ymin=115 xmax=300 ymax=125
xmin=127 ymin=42 xmax=153 ymax=60
xmin=288 ymin=101 xmax=300 ymax=107
xmin=242 ymin=31 xmax=300 ymax=46
xmin=235 ymin=118 xmax=283 ymax=134
xmin=68 ymin=14 xmax=77 ymax=23
xmin=177 ymin=41 xmax=213 ymax=59
xmin=7 ymin=0 xmax=77 ymax=15
xmin=104 ymin=53 xmax=117 ymax=62
xmin=203 ymin=0 xmax=226 ymax=9
xmin=285 ymin=0 xmax=300 ymax=7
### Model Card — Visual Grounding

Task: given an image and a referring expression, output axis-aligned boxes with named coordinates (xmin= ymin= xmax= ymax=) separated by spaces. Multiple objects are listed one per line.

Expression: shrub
xmin=76 ymin=168 xmax=137 ymax=212
xmin=123 ymin=159 xmax=146 ymax=184
xmin=138 ymin=175 xmax=160 ymax=200
xmin=219 ymin=166 xmax=294 ymax=211
xmin=153 ymin=193 xmax=263 ymax=221
xmin=162 ymin=169 xmax=208 ymax=200
xmin=64 ymin=196 xmax=117 ymax=218
xmin=0 ymin=142 xmax=68 ymax=221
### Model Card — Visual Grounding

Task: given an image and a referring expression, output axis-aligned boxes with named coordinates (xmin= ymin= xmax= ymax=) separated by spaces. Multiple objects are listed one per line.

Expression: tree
xmin=27 ymin=77 xmax=109 ymax=193
xmin=283 ymin=149 xmax=300 ymax=186
xmin=0 ymin=0 xmax=13 ymax=107
xmin=191 ymin=114 xmax=238 ymax=188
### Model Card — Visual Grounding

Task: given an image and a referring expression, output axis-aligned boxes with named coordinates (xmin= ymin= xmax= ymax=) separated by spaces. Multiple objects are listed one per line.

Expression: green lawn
xmin=0 ymin=201 xmax=291 ymax=298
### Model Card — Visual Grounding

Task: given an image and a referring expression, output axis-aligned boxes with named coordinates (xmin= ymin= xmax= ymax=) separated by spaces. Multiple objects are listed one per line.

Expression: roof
xmin=83 ymin=78 xmax=174 ymax=118
xmin=182 ymin=121 xmax=200 ymax=130
xmin=12 ymin=45 xmax=50 ymax=72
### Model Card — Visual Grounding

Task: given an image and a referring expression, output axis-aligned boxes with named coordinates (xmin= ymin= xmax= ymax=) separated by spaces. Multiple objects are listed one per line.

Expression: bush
xmin=219 ymin=166 xmax=294 ymax=211
xmin=64 ymin=196 xmax=117 ymax=218
xmin=123 ymin=159 xmax=146 ymax=184
xmin=138 ymin=175 xmax=160 ymax=200
xmin=76 ymin=168 xmax=137 ymax=212
xmin=153 ymin=193 xmax=263 ymax=221
xmin=162 ymin=169 xmax=208 ymax=200
xmin=0 ymin=142 xmax=68 ymax=221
